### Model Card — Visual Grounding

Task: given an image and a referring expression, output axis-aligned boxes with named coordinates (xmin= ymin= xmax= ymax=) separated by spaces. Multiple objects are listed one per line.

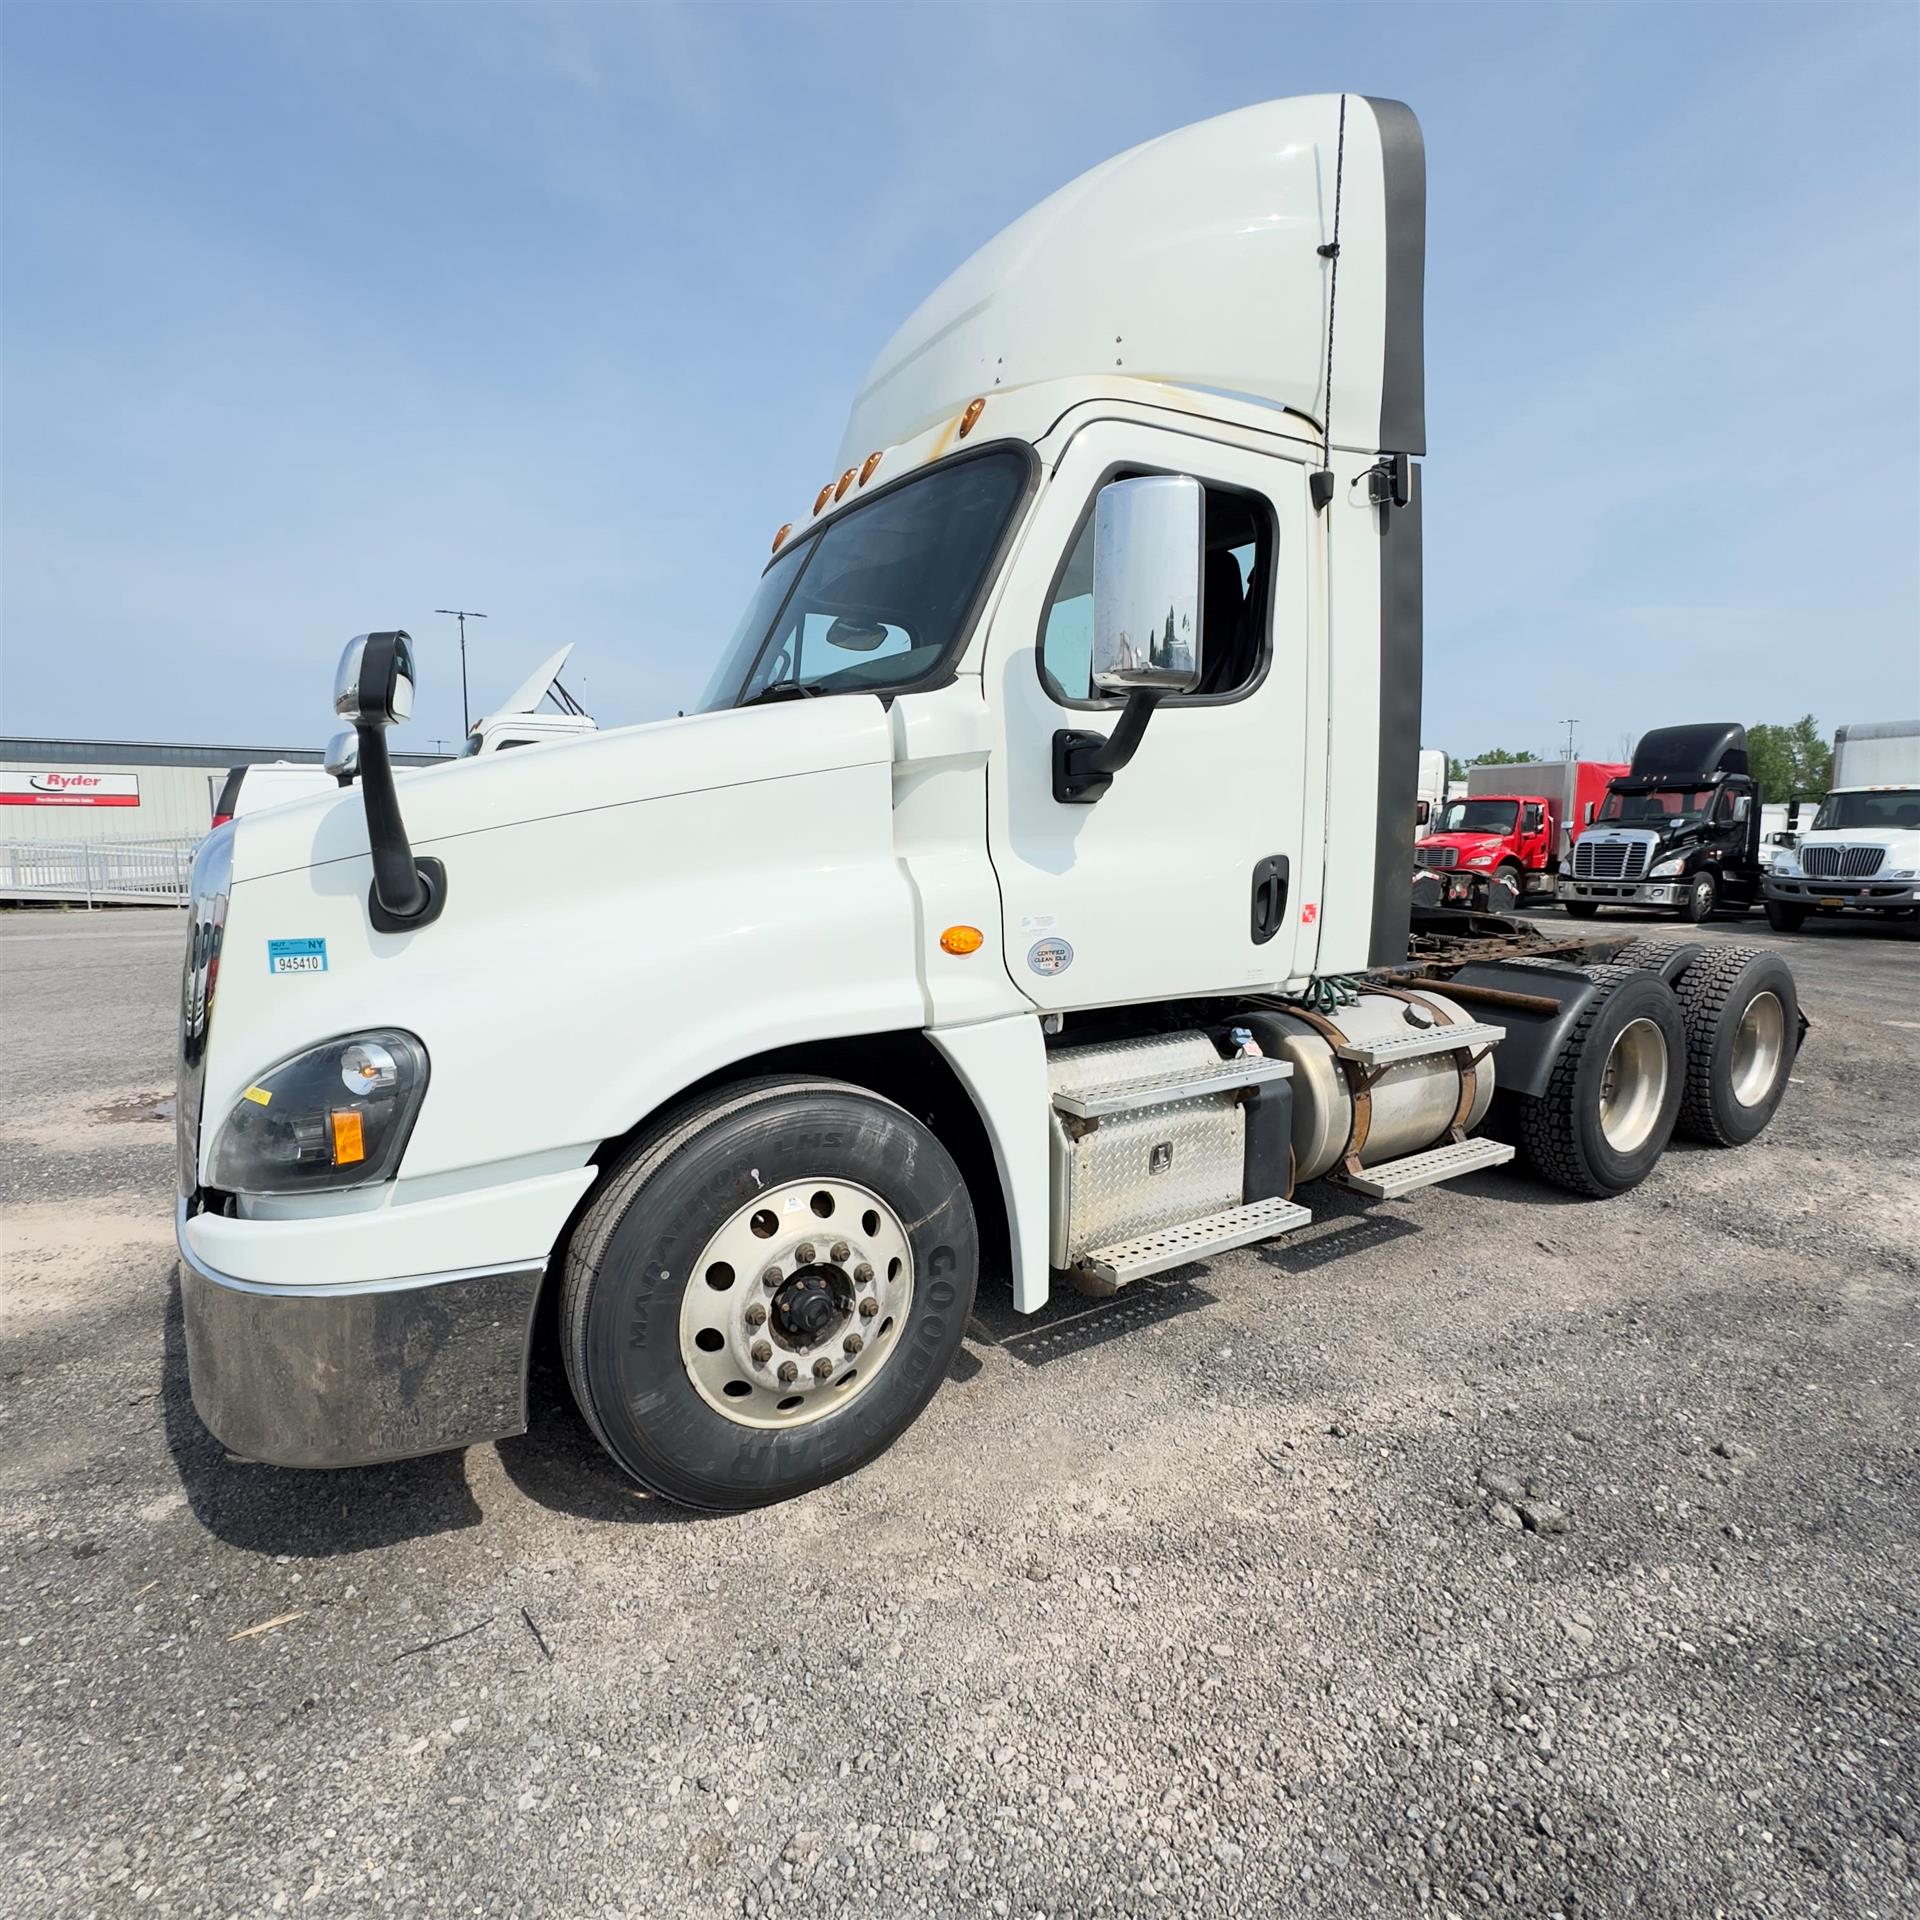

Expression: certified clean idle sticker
xmin=1026 ymin=936 xmax=1074 ymax=977
xmin=267 ymin=937 xmax=328 ymax=975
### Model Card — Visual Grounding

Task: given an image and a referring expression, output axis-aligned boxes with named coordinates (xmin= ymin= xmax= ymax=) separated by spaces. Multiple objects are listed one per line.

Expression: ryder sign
xmin=1 ymin=771 xmax=142 ymax=807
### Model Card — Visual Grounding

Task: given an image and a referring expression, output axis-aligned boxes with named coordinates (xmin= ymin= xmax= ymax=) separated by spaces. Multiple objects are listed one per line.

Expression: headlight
xmin=1649 ymin=856 xmax=1685 ymax=878
xmin=1771 ymin=853 xmax=1800 ymax=874
xmin=207 ymin=1029 xmax=428 ymax=1195
xmin=1465 ymin=852 xmax=1496 ymax=867
xmin=1887 ymin=869 xmax=1916 ymax=881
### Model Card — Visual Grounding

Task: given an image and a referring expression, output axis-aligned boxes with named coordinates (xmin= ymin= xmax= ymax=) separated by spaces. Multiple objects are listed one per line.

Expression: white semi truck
xmin=175 ymin=97 xmax=1803 ymax=1509
xmin=1762 ymin=719 xmax=1920 ymax=929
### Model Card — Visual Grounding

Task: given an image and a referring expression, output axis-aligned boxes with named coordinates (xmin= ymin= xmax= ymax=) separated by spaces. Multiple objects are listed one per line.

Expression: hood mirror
xmin=323 ymin=730 xmax=360 ymax=786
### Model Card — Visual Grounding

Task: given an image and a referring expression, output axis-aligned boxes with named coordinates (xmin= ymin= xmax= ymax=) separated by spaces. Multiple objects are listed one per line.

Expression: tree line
xmin=1447 ymin=717 xmax=1832 ymax=799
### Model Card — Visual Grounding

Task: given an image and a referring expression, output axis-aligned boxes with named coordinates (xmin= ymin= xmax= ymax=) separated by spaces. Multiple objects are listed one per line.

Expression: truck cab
xmin=1763 ymin=718 xmax=1920 ymax=929
xmin=1413 ymin=793 xmax=1551 ymax=908
xmin=1561 ymin=724 xmax=1762 ymax=923
xmin=173 ymin=98 xmax=1803 ymax=1512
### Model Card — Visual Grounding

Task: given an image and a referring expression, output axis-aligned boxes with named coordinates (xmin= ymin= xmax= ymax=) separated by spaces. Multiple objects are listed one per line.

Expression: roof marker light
xmin=959 ymin=397 xmax=985 ymax=437
xmin=813 ymin=484 xmax=835 ymax=515
xmin=833 ymin=467 xmax=857 ymax=502
xmin=771 ymin=522 xmax=792 ymax=553
xmin=859 ymin=450 xmax=883 ymax=486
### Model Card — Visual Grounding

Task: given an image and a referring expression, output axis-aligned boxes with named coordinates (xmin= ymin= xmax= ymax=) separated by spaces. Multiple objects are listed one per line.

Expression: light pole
xmin=1561 ymin=717 xmax=1578 ymax=761
xmin=435 ymin=609 xmax=489 ymax=736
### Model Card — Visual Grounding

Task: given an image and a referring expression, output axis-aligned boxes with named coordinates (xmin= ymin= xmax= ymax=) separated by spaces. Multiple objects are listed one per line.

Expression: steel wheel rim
xmin=1731 ymin=991 xmax=1785 ymax=1107
xmin=1598 ymin=1016 xmax=1668 ymax=1154
xmin=677 ymin=1177 xmax=913 ymax=1430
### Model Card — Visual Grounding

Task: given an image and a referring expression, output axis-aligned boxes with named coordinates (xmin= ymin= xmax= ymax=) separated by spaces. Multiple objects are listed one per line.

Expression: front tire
xmin=1509 ymin=965 xmax=1684 ymax=1197
xmin=561 ymin=1077 xmax=977 ymax=1510
xmin=1679 ymin=871 xmax=1717 ymax=923
xmin=1765 ymin=900 xmax=1808 ymax=932
xmin=1562 ymin=900 xmax=1601 ymax=920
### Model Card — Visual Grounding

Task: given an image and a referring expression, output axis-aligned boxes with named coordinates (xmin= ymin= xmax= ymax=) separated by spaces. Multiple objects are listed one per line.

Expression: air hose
xmin=1280 ymin=974 xmax=1363 ymax=1015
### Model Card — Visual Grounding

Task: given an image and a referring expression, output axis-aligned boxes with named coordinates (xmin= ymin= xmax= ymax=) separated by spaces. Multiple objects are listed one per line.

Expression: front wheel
xmin=561 ymin=1077 xmax=977 ymax=1510
xmin=1764 ymin=900 xmax=1807 ymax=933
xmin=1562 ymin=900 xmax=1601 ymax=920
xmin=1679 ymin=871 xmax=1717 ymax=923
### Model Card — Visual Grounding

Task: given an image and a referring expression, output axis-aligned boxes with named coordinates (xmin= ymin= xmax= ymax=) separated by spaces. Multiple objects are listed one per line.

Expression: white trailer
xmin=173 ymin=97 xmax=1803 ymax=1508
xmin=1414 ymin=748 xmax=1448 ymax=836
xmin=1764 ymin=719 xmax=1920 ymax=928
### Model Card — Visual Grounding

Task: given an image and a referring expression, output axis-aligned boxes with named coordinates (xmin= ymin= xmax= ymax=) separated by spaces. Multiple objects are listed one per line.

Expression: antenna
xmin=1561 ymin=718 xmax=1578 ymax=761
xmin=435 ymin=609 xmax=489 ymax=735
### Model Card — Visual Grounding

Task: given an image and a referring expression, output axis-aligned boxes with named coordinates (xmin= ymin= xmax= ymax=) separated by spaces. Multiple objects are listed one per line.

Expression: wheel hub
xmin=677 ymin=1177 xmax=914 ymax=1430
xmin=771 ymin=1267 xmax=850 ymax=1348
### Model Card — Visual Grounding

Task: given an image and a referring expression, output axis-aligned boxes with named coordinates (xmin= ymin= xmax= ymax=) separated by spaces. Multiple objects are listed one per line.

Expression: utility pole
xmin=435 ymin=609 xmax=489 ymax=736
xmin=1561 ymin=718 xmax=1578 ymax=761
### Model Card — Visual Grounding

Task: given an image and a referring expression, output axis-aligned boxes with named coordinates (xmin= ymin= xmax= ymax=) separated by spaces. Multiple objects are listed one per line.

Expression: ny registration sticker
xmin=267 ymin=938 xmax=328 ymax=975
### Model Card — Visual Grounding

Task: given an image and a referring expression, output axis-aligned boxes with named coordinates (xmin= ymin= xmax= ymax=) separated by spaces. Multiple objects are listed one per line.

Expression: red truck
xmin=1414 ymin=759 xmax=1626 ymax=909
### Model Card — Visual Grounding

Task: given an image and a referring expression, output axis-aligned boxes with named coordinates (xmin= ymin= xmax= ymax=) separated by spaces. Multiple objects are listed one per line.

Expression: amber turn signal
xmin=959 ymin=397 xmax=985 ymax=437
xmin=329 ymin=1108 xmax=366 ymax=1166
xmin=939 ymin=925 xmax=984 ymax=956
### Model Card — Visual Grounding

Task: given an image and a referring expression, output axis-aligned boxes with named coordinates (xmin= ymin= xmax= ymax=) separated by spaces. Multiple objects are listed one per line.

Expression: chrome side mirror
xmin=323 ymin=730 xmax=360 ymax=786
xmin=1090 ymin=474 xmax=1204 ymax=695
xmin=334 ymin=631 xmax=417 ymax=728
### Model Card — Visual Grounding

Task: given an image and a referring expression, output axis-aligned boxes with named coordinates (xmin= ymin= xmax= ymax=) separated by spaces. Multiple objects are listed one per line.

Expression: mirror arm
xmin=1052 ymin=689 xmax=1165 ymax=804
xmin=356 ymin=724 xmax=447 ymax=931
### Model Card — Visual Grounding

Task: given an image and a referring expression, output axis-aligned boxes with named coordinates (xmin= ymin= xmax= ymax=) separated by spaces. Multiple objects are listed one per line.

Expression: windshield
xmin=1435 ymin=799 xmax=1517 ymax=835
xmin=1597 ymin=785 xmax=1715 ymax=827
xmin=696 ymin=448 xmax=1029 ymax=711
xmin=1813 ymin=789 xmax=1920 ymax=831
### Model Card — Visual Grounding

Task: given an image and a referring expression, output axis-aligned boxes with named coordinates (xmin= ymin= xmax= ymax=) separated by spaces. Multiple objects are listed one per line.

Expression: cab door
xmin=984 ymin=423 xmax=1316 ymax=1011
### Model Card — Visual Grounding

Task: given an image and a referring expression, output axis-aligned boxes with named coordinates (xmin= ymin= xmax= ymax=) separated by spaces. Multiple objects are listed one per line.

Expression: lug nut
xmin=751 ymin=1340 xmax=772 ymax=1366
xmin=812 ymin=1356 xmax=835 ymax=1381
xmin=858 ymin=1296 xmax=879 ymax=1319
xmin=777 ymin=1360 xmax=799 ymax=1386
xmin=744 ymin=1301 xmax=768 ymax=1327
xmin=830 ymin=1241 xmax=850 ymax=1264
xmin=762 ymin=1267 xmax=783 ymax=1288
xmin=853 ymin=1263 xmax=874 ymax=1285
xmin=843 ymin=1332 xmax=864 ymax=1356
xmin=796 ymin=1241 xmax=816 ymax=1265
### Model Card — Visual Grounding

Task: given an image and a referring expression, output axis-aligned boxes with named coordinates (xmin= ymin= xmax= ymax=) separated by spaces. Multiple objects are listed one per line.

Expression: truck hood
xmin=1421 ymin=832 xmax=1507 ymax=860
xmin=228 ymin=697 xmax=895 ymax=885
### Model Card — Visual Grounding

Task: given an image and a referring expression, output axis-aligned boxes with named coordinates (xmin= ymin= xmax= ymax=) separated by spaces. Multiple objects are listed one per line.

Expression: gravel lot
xmin=2 ymin=906 xmax=1915 ymax=1919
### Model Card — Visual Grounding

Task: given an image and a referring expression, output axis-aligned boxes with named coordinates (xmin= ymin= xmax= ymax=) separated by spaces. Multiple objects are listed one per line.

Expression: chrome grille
xmin=1414 ymin=844 xmax=1458 ymax=869
xmin=1572 ymin=839 xmax=1649 ymax=880
xmin=1802 ymin=844 xmax=1883 ymax=878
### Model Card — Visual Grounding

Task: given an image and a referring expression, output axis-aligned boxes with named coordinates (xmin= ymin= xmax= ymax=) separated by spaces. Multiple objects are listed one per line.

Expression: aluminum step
xmin=1334 ymin=1020 xmax=1505 ymax=1069
xmin=1051 ymin=1054 xmax=1292 ymax=1120
xmin=1073 ymin=1195 xmax=1313 ymax=1292
xmin=1340 ymin=1135 xmax=1516 ymax=1199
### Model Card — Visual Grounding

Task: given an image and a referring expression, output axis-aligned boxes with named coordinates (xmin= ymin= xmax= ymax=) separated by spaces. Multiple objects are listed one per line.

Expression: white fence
xmin=0 ymin=837 xmax=197 ymax=906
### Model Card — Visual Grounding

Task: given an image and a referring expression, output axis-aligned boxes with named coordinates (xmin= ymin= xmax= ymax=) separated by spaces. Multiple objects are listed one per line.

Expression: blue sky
xmin=3 ymin=1 xmax=1916 ymax=760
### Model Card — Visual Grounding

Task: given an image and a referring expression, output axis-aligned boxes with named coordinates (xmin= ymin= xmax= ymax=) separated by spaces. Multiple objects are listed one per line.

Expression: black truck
xmin=1557 ymin=723 xmax=1764 ymax=922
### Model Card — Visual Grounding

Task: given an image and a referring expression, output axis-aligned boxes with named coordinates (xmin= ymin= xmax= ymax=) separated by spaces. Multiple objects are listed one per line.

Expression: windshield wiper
xmin=737 ymin=680 xmax=822 ymax=708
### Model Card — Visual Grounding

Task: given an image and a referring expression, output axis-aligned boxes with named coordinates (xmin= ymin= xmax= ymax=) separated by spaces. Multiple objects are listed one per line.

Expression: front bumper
xmin=1560 ymin=879 xmax=1682 ymax=905
xmin=178 ymin=1200 xmax=544 ymax=1468
xmin=1764 ymin=875 xmax=1917 ymax=910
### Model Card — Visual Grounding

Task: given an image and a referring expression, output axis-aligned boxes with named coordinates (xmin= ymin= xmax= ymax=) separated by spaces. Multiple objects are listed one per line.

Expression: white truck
xmin=1414 ymin=748 xmax=1448 ymax=837
xmin=1763 ymin=719 xmax=1920 ymax=929
xmin=175 ymin=97 xmax=1803 ymax=1510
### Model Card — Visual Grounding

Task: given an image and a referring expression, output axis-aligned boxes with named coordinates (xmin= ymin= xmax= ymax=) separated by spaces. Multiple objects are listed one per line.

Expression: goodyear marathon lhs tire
xmin=1512 ymin=965 xmax=1685 ymax=1197
xmin=1605 ymin=936 xmax=1705 ymax=984
xmin=1671 ymin=945 xmax=1799 ymax=1146
xmin=561 ymin=1077 xmax=976 ymax=1510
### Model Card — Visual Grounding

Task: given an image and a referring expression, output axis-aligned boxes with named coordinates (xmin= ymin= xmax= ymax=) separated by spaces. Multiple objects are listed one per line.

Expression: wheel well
xmin=533 ymin=1031 xmax=1012 ymax=1347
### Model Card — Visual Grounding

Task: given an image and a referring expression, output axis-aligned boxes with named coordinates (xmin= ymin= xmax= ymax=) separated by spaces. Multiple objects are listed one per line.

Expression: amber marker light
xmin=329 ymin=1108 xmax=366 ymax=1166
xmin=833 ymin=466 xmax=857 ymax=501
xmin=813 ymin=483 xmax=835 ymax=515
xmin=959 ymin=396 xmax=985 ymax=437
xmin=859 ymin=450 xmax=884 ymax=486
xmin=771 ymin=522 xmax=792 ymax=553
xmin=939 ymin=925 xmax=984 ymax=956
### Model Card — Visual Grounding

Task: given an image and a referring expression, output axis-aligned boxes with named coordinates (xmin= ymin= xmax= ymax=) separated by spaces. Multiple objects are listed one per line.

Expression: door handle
xmin=1251 ymin=854 xmax=1289 ymax=945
